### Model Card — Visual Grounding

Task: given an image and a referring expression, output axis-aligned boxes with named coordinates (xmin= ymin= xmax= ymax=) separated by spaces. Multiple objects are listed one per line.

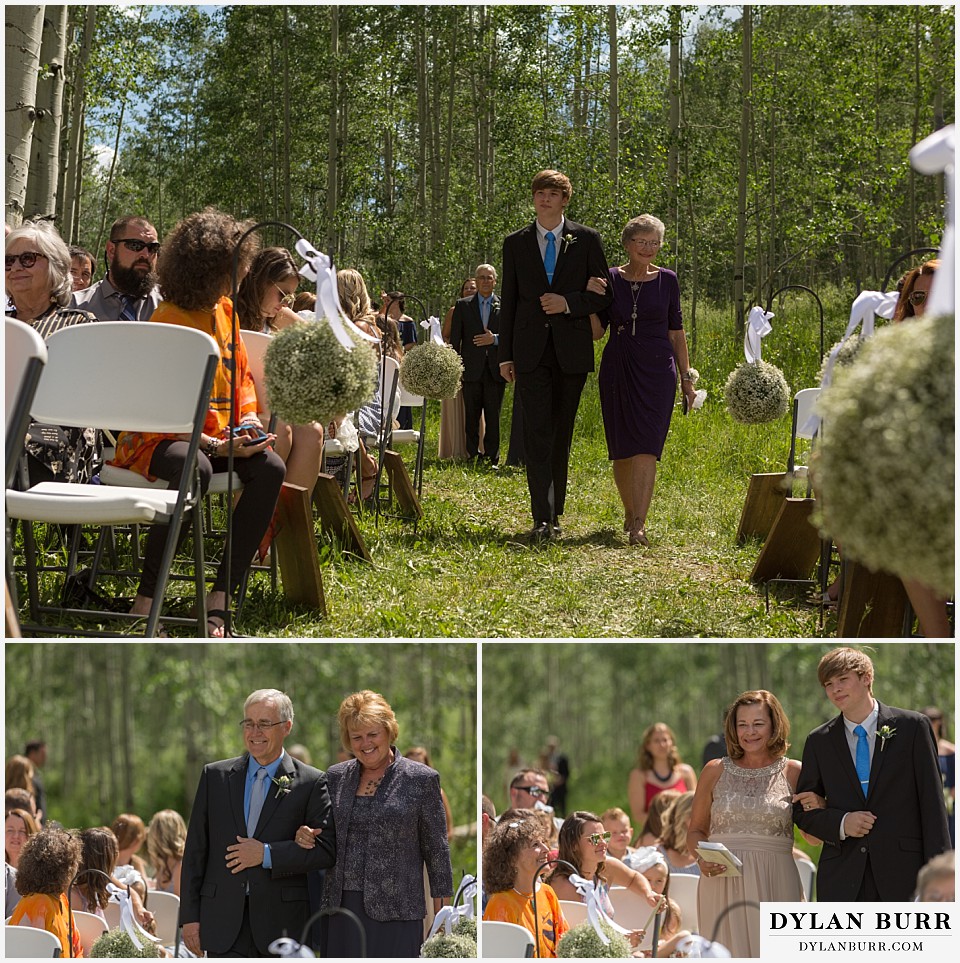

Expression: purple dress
xmin=598 ymin=267 xmax=683 ymax=460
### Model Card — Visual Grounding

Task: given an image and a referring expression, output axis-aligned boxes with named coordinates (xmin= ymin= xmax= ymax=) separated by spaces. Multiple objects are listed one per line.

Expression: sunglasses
xmin=908 ymin=290 xmax=928 ymax=306
xmin=113 ymin=238 xmax=161 ymax=255
xmin=5 ymin=251 xmax=48 ymax=270
xmin=275 ymin=284 xmax=296 ymax=308
xmin=587 ymin=831 xmax=612 ymax=845
xmin=514 ymin=785 xmax=547 ymax=797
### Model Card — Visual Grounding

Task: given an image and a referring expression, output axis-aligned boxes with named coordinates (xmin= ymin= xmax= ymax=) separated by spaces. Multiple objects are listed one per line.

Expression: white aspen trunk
xmin=325 ymin=6 xmax=339 ymax=253
xmin=24 ymin=5 xmax=68 ymax=220
xmin=734 ymin=5 xmax=752 ymax=340
xmin=5 ymin=5 xmax=45 ymax=226
xmin=608 ymin=5 xmax=619 ymax=192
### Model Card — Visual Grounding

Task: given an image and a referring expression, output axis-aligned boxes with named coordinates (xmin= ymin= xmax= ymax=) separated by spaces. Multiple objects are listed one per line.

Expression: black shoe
xmin=529 ymin=522 xmax=553 ymax=543
xmin=551 ymin=518 xmax=562 ymax=537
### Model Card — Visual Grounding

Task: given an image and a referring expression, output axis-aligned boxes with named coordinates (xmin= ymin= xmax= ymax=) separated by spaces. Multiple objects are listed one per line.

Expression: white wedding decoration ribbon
xmin=568 ymin=872 xmax=632 ymax=945
xmin=623 ymin=845 xmax=668 ymax=874
xmin=294 ymin=239 xmax=380 ymax=350
xmin=427 ymin=874 xmax=478 ymax=938
xmin=267 ymin=936 xmax=315 ymax=958
xmin=420 ymin=316 xmax=445 ymax=345
xmin=674 ymin=934 xmax=733 ymax=958
xmin=106 ymin=882 xmax=162 ymax=950
xmin=910 ymin=124 xmax=954 ymax=319
xmin=744 ymin=306 xmax=774 ymax=364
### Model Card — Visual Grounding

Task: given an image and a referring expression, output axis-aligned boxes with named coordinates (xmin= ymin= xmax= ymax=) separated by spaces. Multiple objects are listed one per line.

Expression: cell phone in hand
xmin=233 ymin=426 xmax=268 ymax=445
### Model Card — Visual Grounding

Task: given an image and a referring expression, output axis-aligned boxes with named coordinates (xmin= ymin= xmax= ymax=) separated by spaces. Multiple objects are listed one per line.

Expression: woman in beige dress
xmin=688 ymin=690 xmax=819 ymax=958
xmin=438 ymin=278 xmax=477 ymax=459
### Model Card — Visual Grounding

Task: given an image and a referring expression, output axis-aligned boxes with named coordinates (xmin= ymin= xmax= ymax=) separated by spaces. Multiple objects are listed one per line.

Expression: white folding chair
xmin=4 ymin=923 xmax=62 ymax=957
xmin=558 ymin=898 xmax=589 ymax=927
xmin=667 ymin=872 xmax=700 ymax=934
xmin=5 ymin=319 xmax=48 ymax=489
xmin=72 ymin=909 xmax=108 ymax=955
xmin=394 ymin=381 xmax=426 ymax=497
xmin=607 ymin=884 xmax=650 ymax=929
xmin=786 ymin=387 xmax=821 ymax=489
xmin=795 ymin=855 xmax=816 ymax=902
xmin=6 ymin=322 xmax=219 ymax=637
xmin=481 ymin=919 xmax=535 ymax=958
xmin=103 ymin=899 xmax=121 ymax=930
xmin=146 ymin=889 xmax=181 ymax=945
xmin=355 ymin=355 xmax=401 ymax=513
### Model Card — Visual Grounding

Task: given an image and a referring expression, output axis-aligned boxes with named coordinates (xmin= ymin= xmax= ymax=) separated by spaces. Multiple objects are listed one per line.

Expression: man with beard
xmin=72 ymin=215 xmax=161 ymax=320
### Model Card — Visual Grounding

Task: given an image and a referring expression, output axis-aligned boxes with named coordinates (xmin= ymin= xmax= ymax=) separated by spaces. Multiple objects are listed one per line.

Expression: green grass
xmin=13 ymin=291 xmax=857 ymax=638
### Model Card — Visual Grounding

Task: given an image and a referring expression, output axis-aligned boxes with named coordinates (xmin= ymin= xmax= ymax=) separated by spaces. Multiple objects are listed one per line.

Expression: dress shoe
xmin=529 ymin=522 xmax=553 ymax=543
xmin=551 ymin=518 xmax=562 ymax=537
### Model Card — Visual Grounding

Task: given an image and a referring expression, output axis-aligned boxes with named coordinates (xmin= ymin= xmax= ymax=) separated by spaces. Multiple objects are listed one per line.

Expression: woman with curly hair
xmin=9 ymin=826 xmax=83 ymax=957
xmin=483 ymin=815 xmax=568 ymax=958
xmin=627 ymin=722 xmax=697 ymax=832
xmin=109 ymin=208 xmax=286 ymax=637
xmin=146 ymin=809 xmax=187 ymax=895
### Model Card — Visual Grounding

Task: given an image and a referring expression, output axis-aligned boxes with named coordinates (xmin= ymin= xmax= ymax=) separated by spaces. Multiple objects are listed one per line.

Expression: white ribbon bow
xmin=910 ymin=124 xmax=954 ymax=319
xmin=294 ymin=239 xmax=379 ymax=350
xmin=267 ymin=936 xmax=315 ymax=958
xmin=105 ymin=882 xmax=162 ymax=950
xmin=427 ymin=875 xmax=478 ymax=938
xmin=420 ymin=316 xmax=445 ymax=345
xmin=568 ymin=873 xmax=632 ymax=945
xmin=744 ymin=306 xmax=774 ymax=364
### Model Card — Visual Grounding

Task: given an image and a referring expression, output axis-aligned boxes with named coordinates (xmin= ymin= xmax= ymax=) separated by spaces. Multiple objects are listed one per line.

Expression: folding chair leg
xmin=20 ymin=519 xmax=42 ymax=623
xmin=192 ymin=502 xmax=208 ymax=637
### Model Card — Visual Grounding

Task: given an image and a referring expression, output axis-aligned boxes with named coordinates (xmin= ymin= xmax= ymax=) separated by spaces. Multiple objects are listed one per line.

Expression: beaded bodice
xmin=710 ymin=756 xmax=794 ymax=838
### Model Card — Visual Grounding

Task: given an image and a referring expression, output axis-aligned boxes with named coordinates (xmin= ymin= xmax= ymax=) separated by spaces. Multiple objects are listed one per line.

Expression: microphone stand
xmin=225 ymin=221 xmax=309 ymax=638
xmin=66 ymin=867 xmax=119 ymax=957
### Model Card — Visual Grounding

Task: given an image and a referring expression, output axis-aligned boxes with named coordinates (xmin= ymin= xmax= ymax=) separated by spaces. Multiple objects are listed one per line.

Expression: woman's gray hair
xmin=5 ymin=220 xmax=73 ymax=306
xmin=244 ymin=688 xmax=294 ymax=723
xmin=622 ymin=214 xmax=666 ymax=246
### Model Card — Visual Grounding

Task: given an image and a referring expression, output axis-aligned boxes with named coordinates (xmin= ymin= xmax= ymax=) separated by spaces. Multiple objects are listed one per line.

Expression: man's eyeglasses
xmin=514 ymin=785 xmax=547 ymax=798
xmin=275 ymin=284 xmax=296 ymax=308
xmin=113 ymin=238 xmax=161 ymax=255
xmin=5 ymin=252 xmax=48 ymax=270
xmin=587 ymin=831 xmax=612 ymax=845
xmin=239 ymin=719 xmax=286 ymax=732
xmin=908 ymin=290 xmax=928 ymax=306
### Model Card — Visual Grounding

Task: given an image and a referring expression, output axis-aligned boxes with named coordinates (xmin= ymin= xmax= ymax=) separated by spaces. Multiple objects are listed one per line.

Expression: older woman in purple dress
xmin=589 ymin=215 xmax=696 ymax=546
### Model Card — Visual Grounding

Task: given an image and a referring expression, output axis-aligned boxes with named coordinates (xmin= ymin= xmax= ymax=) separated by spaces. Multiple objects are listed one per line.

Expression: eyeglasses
xmin=5 ymin=828 xmax=28 ymax=838
xmin=5 ymin=252 xmax=48 ymax=270
xmin=587 ymin=831 xmax=612 ymax=845
xmin=514 ymin=785 xmax=547 ymax=797
xmin=113 ymin=238 xmax=161 ymax=255
xmin=239 ymin=719 xmax=287 ymax=732
xmin=275 ymin=284 xmax=296 ymax=308
xmin=630 ymin=238 xmax=661 ymax=249
xmin=908 ymin=290 xmax=928 ymax=306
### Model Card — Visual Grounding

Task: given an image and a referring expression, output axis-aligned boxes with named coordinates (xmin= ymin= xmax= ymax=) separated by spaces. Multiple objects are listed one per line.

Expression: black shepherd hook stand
xmin=764 ymin=284 xmax=825 ymax=362
xmin=224 ymin=220 xmax=309 ymax=638
xmin=300 ymin=904 xmax=368 ymax=957
xmin=67 ymin=867 xmax=122 ymax=957
xmin=882 ymin=246 xmax=939 ymax=294
xmin=708 ymin=898 xmax=762 ymax=952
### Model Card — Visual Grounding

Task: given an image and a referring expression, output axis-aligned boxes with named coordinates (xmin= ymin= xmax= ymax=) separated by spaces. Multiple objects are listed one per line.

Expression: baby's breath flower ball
xmin=724 ymin=359 xmax=791 ymax=424
xmin=453 ymin=917 xmax=477 ymax=941
xmin=90 ymin=929 xmax=162 ymax=958
xmin=400 ymin=341 xmax=464 ymax=399
xmin=686 ymin=367 xmax=701 ymax=385
xmin=420 ymin=931 xmax=477 ymax=958
xmin=263 ymin=315 xmax=377 ymax=426
xmin=557 ymin=921 xmax=631 ymax=958
xmin=813 ymin=314 xmax=954 ymax=596
xmin=818 ymin=335 xmax=865 ymax=383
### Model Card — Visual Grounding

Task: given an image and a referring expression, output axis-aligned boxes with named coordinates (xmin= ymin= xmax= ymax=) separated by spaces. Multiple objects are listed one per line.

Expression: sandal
xmin=629 ymin=527 xmax=649 ymax=547
xmin=361 ymin=472 xmax=377 ymax=501
xmin=205 ymin=608 xmax=234 ymax=638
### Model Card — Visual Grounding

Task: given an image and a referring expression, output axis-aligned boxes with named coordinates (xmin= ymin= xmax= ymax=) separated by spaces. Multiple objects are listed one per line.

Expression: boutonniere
xmin=272 ymin=774 xmax=293 ymax=798
xmin=562 ymin=233 xmax=577 ymax=254
xmin=878 ymin=725 xmax=896 ymax=751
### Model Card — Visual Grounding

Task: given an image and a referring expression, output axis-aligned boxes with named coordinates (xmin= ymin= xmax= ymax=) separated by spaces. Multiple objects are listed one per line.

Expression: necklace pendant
xmin=631 ymin=282 xmax=639 ymax=293
xmin=631 ymin=311 xmax=637 ymax=322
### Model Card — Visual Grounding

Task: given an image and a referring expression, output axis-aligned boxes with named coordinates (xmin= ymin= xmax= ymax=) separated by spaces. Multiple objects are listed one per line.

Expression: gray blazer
xmin=323 ymin=751 xmax=453 ymax=921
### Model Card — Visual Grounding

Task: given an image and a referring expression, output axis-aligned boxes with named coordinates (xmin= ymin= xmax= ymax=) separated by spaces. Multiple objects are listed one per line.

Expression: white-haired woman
xmin=5 ymin=220 xmax=100 ymax=484
xmin=588 ymin=215 xmax=696 ymax=546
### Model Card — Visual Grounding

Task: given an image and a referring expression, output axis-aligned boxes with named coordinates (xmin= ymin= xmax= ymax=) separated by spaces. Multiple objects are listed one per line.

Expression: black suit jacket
xmin=450 ymin=293 xmax=504 ymax=382
xmin=181 ymin=751 xmax=336 ymax=954
xmin=793 ymin=703 xmax=950 ymax=901
xmin=498 ymin=218 xmax=612 ymax=374
xmin=323 ymin=752 xmax=453 ymax=922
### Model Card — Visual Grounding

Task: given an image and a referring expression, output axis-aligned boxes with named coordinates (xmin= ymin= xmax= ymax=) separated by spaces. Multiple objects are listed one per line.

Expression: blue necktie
xmin=118 ymin=294 xmax=138 ymax=322
xmin=481 ymin=297 xmax=489 ymax=329
xmin=854 ymin=725 xmax=870 ymax=796
xmin=544 ymin=231 xmax=556 ymax=284
xmin=247 ymin=767 xmax=268 ymax=836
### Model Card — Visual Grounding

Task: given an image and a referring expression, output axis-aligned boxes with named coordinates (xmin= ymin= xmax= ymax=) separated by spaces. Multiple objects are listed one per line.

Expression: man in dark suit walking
xmin=793 ymin=647 xmax=950 ymax=902
xmin=498 ymin=170 xmax=613 ymax=541
xmin=181 ymin=688 xmax=336 ymax=957
xmin=450 ymin=263 xmax=505 ymax=465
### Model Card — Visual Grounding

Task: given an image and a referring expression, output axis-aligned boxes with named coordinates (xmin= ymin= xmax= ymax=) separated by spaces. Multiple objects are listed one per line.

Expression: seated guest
xmin=5 ymin=807 xmax=40 ymax=871
xmin=380 ymin=291 xmax=417 ymax=429
xmin=4 ymin=788 xmax=38 ymax=818
xmin=8 ymin=826 xmax=83 ymax=958
xmin=654 ymin=792 xmax=699 ymax=876
xmin=237 ymin=246 xmax=326 ymax=492
xmin=69 ymin=246 xmax=95 ymax=291
xmin=5 ymin=222 xmax=101 ymax=485
xmin=483 ymin=814 xmax=568 ymax=958
xmin=915 ymin=850 xmax=954 ymax=901
xmin=4 ymin=859 xmax=17 ymax=917
xmin=146 ymin=809 xmax=187 ymax=896
xmin=638 ymin=788 xmax=681 ymax=846
xmin=5 ymin=755 xmax=35 ymax=797
xmin=405 ymin=746 xmax=454 ymax=839
xmin=111 ymin=812 xmax=150 ymax=895
xmin=548 ymin=811 xmax=659 ymax=913
xmin=628 ymin=846 xmax=691 ymax=956
xmin=600 ymin=806 xmax=636 ymax=860
xmin=71 ymin=215 xmax=161 ymax=320
xmin=110 ymin=208 xmax=286 ymax=637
